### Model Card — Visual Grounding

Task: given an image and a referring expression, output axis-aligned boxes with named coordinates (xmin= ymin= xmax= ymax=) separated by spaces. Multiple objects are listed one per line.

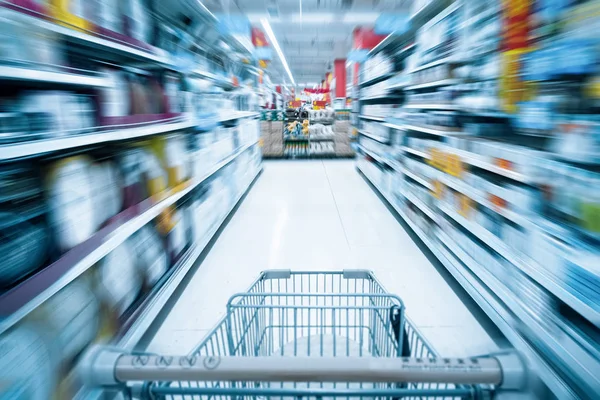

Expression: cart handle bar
xmin=80 ymin=347 xmax=526 ymax=390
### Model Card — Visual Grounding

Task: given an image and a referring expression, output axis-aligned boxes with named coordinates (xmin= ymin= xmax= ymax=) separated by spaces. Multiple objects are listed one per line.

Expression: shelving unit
xmin=0 ymin=3 xmax=264 ymax=398
xmin=357 ymin=165 xmax=577 ymax=400
xmin=354 ymin=0 xmax=600 ymax=398
xmin=117 ymin=165 xmax=262 ymax=349
xmin=0 ymin=140 xmax=259 ymax=334
xmin=0 ymin=64 xmax=110 ymax=88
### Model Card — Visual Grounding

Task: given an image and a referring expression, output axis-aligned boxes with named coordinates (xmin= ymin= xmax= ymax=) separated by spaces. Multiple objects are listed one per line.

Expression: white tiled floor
xmin=149 ymin=160 xmax=505 ymax=357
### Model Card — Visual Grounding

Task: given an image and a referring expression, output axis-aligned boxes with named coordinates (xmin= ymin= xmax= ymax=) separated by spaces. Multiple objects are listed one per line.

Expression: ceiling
xmin=201 ymin=0 xmax=411 ymax=86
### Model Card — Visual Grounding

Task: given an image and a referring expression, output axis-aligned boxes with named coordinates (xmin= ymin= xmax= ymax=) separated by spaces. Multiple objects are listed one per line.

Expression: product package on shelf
xmin=46 ymin=156 xmax=97 ymax=252
xmin=0 ymin=163 xmax=48 ymax=289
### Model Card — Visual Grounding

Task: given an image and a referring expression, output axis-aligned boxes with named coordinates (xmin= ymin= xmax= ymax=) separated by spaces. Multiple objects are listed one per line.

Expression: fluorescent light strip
xmin=198 ymin=1 xmax=218 ymax=21
xmin=261 ymin=18 xmax=295 ymax=85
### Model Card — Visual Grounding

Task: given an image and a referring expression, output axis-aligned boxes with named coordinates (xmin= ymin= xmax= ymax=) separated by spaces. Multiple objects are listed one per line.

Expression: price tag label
xmin=495 ymin=158 xmax=513 ymax=170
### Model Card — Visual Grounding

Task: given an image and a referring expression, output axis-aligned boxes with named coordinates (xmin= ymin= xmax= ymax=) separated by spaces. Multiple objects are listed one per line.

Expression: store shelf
xmin=404 ymin=123 xmax=466 ymax=137
xmin=409 ymin=56 xmax=460 ymax=74
xmin=310 ymin=137 xmax=335 ymax=142
xmin=0 ymin=64 xmax=109 ymax=87
xmin=403 ymin=103 xmax=461 ymax=111
xmin=441 ymin=229 xmax=600 ymax=397
xmin=0 ymin=140 xmax=259 ymax=336
xmin=0 ymin=118 xmax=197 ymax=162
xmin=358 ymin=130 xmax=389 ymax=144
xmin=118 ymin=166 xmax=262 ymax=349
xmin=191 ymin=69 xmax=232 ymax=88
xmin=401 ymin=146 xmax=432 ymax=159
xmin=4 ymin=4 xmax=171 ymax=66
xmin=382 ymin=122 xmax=405 ymax=131
xmin=283 ymin=153 xmax=338 ymax=159
xmin=357 ymin=165 xmax=579 ymax=399
xmin=358 ymin=145 xmax=389 ymax=165
xmin=219 ymin=111 xmax=259 ymax=122
xmin=360 ymin=94 xmax=401 ymax=102
xmin=359 ymin=72 xmax=395 ymax=87
xmin=405 ymin=78 xmax=461 ymax=91
xmin=396 ymin=43 xmax=416 ymax=57
xmin=410 ymin=0 xmax=453 ymax=27
xmin=437 ymin=202 xmax=600 ymax=328
xmin=403 ymin=189 xmax=439 ymax=222
xmin=387 ymin=80 xmax=411 ymax=91
xmin=445 ymin=147 xmax=536 ymax=184
xmin=399 ymin=166 xmax=433 ymax=190
xmin=437 ymin=173 xmax=530 ymax=227
xmin=435 ymin=231 xmax=581 ymax=400
xmin=359 ymin=115 xmax=386 ymax=122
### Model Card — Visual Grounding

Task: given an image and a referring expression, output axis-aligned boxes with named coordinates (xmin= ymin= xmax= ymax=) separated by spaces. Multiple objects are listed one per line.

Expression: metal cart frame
xmin=81 ymin=270 xmax=526 ymax=399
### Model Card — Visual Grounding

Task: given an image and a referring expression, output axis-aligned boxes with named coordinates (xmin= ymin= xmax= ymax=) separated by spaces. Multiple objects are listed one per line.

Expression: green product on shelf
xmin=581 ymin=202 xmax=600 ymax=234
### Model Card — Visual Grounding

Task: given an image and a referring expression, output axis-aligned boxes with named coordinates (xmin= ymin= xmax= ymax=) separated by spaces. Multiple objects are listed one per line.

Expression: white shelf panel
xmin=403 ymin=103 xmax=461 ymax=110
xmin=445 ymin=147 xmax=535 ymax=184
xmin=400 ymin=146 xmax=432 ymax=160
xmin=357 ymin=165 xmax=582 ymax=399
xmin=404 ymin=190 xmax=439 ymax=223
xmin=438 ymin=202 xmax=600 ymax=328
xmin=399 ymin=166 xmax=434 ymax=190
xmin=405 ymin=78 xmax=461 ymax=91
xmin=359 ymin=115 xmax=386 ymax=122
xmin=409 ymin=56 xmax=459 ymax=74
xmin=358 ymin=130 xmax=389 ymax=144
xmin=0 ymin=64 xmax=109 ymax=87
xmin=0 ymin=118 xmax=197 ymax=161
xmin=4 ymin=5 xmax=171 ymax=66
xmin=404 ymin=123 xmax=467 ymax=137
xmin=437 ymin=173 xmax=530 ymax=227
xmin=219 ymin=111 xmax=259 ymax=122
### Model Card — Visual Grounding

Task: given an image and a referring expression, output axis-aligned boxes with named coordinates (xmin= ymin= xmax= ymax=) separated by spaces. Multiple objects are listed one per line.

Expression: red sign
xmin=334 ymin=59 xmax=346 ymax=98
xmin=252 ymin=27 xmax=268 ymax=47
xmin=502 ymin=0 xmax=531 ymax=50
xmin=353 ymin=27 xmax=386 ymax=50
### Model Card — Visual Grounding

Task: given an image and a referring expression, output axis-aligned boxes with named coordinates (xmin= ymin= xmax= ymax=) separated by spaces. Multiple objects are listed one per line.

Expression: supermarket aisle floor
xmin=149 ymin=160 xmax=505 ymax=356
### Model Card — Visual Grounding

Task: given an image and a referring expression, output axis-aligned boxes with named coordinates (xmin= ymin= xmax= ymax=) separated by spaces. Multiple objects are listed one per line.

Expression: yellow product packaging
xmin=139 ymin=141 xmax=167 ymax=198
xmin=145 ymin=135 xmax=189 ymax=192
xmin=49 ymin=0 xmax=93 ymax=31
xmin=499 ymin=49 xmax=530 ymax=113
xmin=585 ymin=76 xmax=600 ymax=99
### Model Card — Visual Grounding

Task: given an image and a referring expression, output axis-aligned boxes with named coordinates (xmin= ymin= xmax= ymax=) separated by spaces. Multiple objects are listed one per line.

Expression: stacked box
xmin=260 ymin=121 xmax=284 ymax=157
xmin=333 ymin=120 xmax=355 ymax=157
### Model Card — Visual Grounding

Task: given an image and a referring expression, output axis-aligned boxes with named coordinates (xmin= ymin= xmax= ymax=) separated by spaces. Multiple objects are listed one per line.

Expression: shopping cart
xmin=81 ymin=270 xmax=526 ymax=399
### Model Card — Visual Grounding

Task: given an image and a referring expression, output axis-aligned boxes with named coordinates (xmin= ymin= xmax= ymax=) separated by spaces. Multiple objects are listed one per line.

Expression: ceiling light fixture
xmin=261 ymin=18 xmax=296 ymax=85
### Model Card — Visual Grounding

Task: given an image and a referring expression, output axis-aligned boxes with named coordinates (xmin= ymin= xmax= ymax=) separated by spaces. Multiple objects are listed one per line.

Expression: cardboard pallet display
xmin=260 ymin=121 xmax=284 ymax=157
xmin=333 ymin=120 xmax=355 ymax=157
